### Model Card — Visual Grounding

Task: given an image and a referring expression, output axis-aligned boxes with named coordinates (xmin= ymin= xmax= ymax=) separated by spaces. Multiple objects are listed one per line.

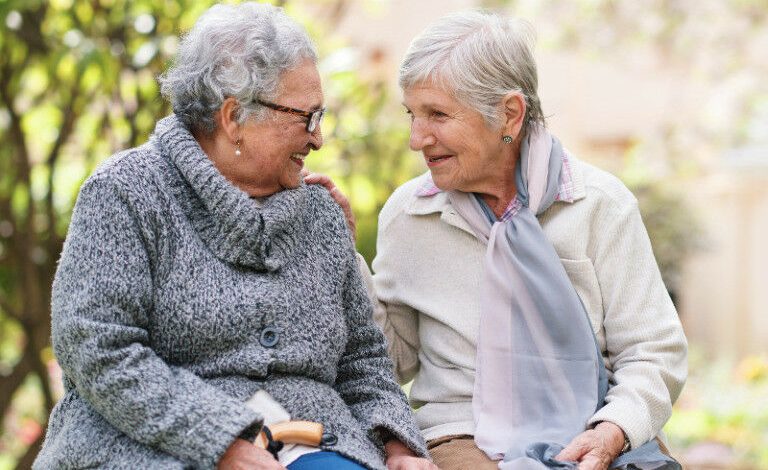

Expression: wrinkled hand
xmin=555 ymin=422 xmax=625 ymax=470
xmin=217 ymin=439 xmax=285 ymax=470
xmin=302 ymin=170 xmax=356 ymax=241
xmin=385 ymin=439 xmax=439 ymax=470
xmin=386 ymin=455 xmax=439 ymax=470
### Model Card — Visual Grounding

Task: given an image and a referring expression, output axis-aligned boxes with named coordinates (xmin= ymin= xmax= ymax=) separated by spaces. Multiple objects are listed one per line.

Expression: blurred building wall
xmin=681 ymin=163 xmax=768 ymax=358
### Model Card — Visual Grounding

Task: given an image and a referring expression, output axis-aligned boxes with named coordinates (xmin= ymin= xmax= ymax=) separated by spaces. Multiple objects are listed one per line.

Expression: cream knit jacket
xmin=362 ymin=157 xmax=687 ymax=450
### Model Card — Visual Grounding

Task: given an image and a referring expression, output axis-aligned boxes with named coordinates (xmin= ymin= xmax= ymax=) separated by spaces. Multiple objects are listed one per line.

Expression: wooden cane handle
xmin=255 ymin=421 xmax=324 ymax=448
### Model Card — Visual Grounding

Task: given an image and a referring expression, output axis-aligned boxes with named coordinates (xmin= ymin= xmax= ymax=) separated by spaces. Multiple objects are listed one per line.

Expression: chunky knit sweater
xmin=34 ymin=115 xmax=427 ymax=470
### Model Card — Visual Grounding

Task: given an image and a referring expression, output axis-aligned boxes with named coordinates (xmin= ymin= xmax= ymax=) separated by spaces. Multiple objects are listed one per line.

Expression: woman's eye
xmin=431 ymin=111 xmax=448 ymax=119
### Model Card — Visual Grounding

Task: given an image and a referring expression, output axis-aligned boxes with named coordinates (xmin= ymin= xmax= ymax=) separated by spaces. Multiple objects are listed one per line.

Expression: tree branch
xmin=44 ymin=79 xmax=83 ymax=256
xmin=0 ymin=50 xmax=31 ymax=188
xmin=0 ymin=352 xmax=32 ymax=421
xmin=14 ymin=422 xmax=45 ymax=470
xmin=31 ymin=350 xmax=55 ymax=414
xmin=0 ymin=292 xmax=22 ymax=324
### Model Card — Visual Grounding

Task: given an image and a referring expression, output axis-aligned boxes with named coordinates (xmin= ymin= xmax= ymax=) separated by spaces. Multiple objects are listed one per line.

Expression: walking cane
xmin=255 ymin=420 xmax=324 ymax=460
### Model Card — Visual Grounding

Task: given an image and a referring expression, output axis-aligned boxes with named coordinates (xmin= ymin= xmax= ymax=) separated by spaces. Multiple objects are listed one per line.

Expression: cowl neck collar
xmin=152 ymin=114 xmax=305 ymax=271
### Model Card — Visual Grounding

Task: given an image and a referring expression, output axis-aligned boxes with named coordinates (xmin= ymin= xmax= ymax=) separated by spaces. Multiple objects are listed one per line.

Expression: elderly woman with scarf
xmin=313 ymin=10 xmax=688 ymax=470
xmin=33 ymin=3 xmax=435 ymax=470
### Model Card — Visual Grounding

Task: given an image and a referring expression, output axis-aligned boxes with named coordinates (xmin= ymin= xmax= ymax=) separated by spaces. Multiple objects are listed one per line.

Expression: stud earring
xmin=502 ymin=135 xmax=514 ymax=144
xmin=235 ymin=139 xmax=242 ymax=156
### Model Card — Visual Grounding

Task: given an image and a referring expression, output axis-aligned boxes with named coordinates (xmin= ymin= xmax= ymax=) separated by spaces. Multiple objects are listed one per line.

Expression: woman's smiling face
xmin=229 ymin=59 xmax=325 ymax=196
xmin=403 ymin=82 xmax=514 ymax=195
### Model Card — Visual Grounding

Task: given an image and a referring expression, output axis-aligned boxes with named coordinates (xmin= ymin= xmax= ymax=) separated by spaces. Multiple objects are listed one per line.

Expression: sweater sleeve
xmin=334 ymin=253 xmax=428 ymax=458
xmin=51 ymin=175 xmax=262 ymax=467
xmin=586 ymin=198 xmax=688 ymax=449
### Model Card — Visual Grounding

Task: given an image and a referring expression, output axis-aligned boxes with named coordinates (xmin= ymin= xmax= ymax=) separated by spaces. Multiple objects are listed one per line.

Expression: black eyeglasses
xmin=255 ymin=99 xmax=325 ymax=133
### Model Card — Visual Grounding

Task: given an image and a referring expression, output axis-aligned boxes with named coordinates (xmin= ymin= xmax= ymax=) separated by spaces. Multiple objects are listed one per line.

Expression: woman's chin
xmin=282 ymin=175 xmax=303 ymax=190
xmin=430 ymin=174 xmax=457 ymax=192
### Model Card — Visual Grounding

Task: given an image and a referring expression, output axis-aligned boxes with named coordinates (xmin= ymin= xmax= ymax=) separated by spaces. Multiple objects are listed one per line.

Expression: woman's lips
xmin=290 ymin=153 xmax=306 ymax=168
xmin=426 ymin=155 xmax=453 ymax=167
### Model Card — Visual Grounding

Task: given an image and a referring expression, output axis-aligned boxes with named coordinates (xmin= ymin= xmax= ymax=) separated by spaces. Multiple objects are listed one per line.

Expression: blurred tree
xmin=0 ymin=0 xmax=222 ymax=466
xmin=0 ymin=0 xmax=420 ymax=466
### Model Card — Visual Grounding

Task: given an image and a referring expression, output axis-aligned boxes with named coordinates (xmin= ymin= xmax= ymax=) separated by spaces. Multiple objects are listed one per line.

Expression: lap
xmin=287 ymin=451 xmax=367 ymax=470
xmin=425 ymin=435 xmax=676 ymax=470
xmin=427 ymin=435 xmax=499 ymax=470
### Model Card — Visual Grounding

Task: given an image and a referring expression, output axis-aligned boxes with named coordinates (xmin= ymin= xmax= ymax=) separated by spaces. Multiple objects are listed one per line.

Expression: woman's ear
xmin=217 ymin=97 xmax=241 ymax=142
xmin=501 ymin=92 xmax=526 ymax=138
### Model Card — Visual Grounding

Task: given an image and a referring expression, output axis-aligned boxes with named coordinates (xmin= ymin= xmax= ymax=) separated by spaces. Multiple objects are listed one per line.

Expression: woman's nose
xmin=409 ymin=119 xmax=435 ymax=151
xmin=309 ymin=125 xmax=323 ymax=150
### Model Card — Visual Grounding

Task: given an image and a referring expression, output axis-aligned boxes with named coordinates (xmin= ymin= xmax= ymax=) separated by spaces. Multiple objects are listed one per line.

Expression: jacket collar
xmin=404 ymin=158 xmax=586 ymax=234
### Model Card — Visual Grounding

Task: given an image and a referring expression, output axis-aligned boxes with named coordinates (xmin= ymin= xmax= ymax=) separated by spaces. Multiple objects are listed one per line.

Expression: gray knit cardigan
xmin=33 ymin=115 xmax=427 ymax=469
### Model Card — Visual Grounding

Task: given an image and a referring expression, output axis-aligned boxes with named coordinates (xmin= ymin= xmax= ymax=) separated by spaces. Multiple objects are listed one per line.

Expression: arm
xmin=586 ymin=200 xmax=687 ymax=448
xmin=52 ymin=175 xmax=262 ymax=467
xmin=305 ymin=171 xmax=422 ymax=383
xmin=357 ymin=253 xmax=421 ymax=384
xmin=556 ymin=198 xmax=687 ymax=469
xmin=333 ymin=253 xmax=429 ymax=460
xmin=559 ymin=196 xmax=687 ymax=468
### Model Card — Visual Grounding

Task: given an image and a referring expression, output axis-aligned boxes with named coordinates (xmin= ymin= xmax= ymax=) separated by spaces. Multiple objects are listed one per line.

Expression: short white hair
xmin=399 ymin=10 xmax=543 ymax=130
xmin=159 ymin=2 xmax=317 ymax=133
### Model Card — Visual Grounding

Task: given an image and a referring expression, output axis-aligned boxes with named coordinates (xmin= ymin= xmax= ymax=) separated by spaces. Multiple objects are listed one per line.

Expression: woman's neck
xmin=194 ymin=129 xmax=276 ymax=198
xmin=477 ymin=145 xmax=519 ymax=218
xmin=479 ymin=187 xmax=517 ymax=219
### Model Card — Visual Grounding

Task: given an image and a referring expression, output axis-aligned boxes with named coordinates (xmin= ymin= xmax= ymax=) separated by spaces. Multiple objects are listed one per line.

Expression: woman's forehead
xmin=276 ymin=60 xmax=324 ymax=108
xmin=403 ymin=83 xmax=459 ymax=108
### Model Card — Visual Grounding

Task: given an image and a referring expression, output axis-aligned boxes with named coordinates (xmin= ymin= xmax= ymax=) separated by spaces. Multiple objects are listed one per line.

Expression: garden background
xmin=1 ymin=0 xmax=767 ymax=468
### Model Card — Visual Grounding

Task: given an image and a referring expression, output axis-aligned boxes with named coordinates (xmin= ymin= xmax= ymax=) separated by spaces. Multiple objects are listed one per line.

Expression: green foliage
xmin=0 ymin=0 xmax=224 ymax=465
xmin=0 ymin=1 xmax=423 ymax=466
xmin=306 ymin=60 xmax=421 ymax=262
xmin=665 ymin=351 xmax=768 ymax=468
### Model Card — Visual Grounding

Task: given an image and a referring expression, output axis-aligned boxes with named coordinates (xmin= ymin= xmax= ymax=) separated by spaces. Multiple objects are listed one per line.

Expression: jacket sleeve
xmin=51 ymin=175 xmax=262 ymax=467
xmin=585 ymin=198 xmax=688 ymax=449
xmin=356 ymin=253 xmax=420 ymax=384
xmin=334 ymin=253 xmax=428 ymax=458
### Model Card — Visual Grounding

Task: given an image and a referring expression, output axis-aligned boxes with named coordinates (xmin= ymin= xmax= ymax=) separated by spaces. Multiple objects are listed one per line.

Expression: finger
xmin=556 ymin=441 xmax=589 ymax=462
xmin=329 ymin=188 xmax=350 ymax=205
xmin=262 ymin=458 xmax=286 ymax=470
xmin=303 ymin=173 xmax=332 ymax=186
xmin=300 ymin=169 xmax=310 ymax=178
xmin=577 ymin=454 xmax=604 ymax=470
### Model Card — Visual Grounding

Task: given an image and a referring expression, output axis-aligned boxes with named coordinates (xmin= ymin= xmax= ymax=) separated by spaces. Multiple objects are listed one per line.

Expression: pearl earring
xmin=235 ymin=139 xmax=242 ymax=156
xmin=502 ymin=135 xmax=514 ymax=144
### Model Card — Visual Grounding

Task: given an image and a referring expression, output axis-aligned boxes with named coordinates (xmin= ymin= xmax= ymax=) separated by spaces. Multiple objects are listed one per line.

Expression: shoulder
xmin=572 ymin=158 xmax=638 ymax=215
xmin=304 ymin=183 xmax=345 ymax=222
xmin=84 ymin=143 xmax=165 ymax=198
xmin=303 ymin=183 xmax=353 ymax=243
xmin=378 ymin=173 xmax=431 ymax=230
xmin=75 ymin=143 xmax=168 ymax=225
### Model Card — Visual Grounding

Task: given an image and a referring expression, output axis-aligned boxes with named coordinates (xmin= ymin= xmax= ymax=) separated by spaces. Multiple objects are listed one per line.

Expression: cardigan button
xmin=259 ymin=327 xmax=280 ymax=348
xmin=320 ymin=432 xmax=338 ymax=446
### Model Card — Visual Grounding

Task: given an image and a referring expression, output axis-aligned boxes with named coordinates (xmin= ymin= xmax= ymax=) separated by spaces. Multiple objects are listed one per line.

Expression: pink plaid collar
xmin=415 ymin=150 xmax=576 ymax=222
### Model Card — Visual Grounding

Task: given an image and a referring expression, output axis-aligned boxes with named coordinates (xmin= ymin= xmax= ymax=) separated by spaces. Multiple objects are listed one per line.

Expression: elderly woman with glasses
xmin=313 ymin=10 xmax=687 ymax=470
xmin=33 ymin=4 xmax=435 ymax=470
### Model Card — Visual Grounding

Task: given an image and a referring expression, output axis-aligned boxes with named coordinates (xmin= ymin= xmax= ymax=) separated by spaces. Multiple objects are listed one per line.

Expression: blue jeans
xmin=287 ymin=451 xmax=368 ymax=469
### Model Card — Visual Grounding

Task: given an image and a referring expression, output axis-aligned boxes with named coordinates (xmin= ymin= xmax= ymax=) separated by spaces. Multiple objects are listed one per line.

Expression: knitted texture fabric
xmin=34 ymin=115 xmax=426 ymax=470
